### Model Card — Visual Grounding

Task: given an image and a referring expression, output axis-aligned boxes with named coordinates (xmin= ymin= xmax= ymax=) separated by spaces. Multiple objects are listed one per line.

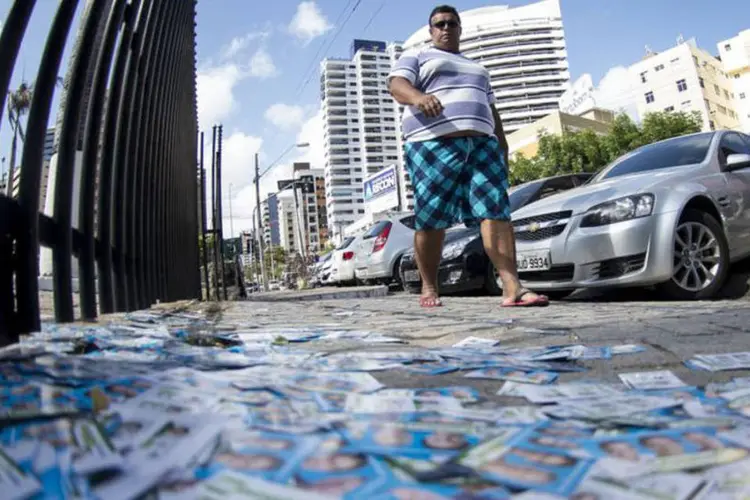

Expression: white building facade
xmin=628 ymin=39 xmax=740 ymax=132
xmin=718 ymin=29 xmax=750 ymax=133
xmin=320 ymin=40 xmax=413 ymax=243
xmin=277 ymin=196 xmax=300 ymax=255
xmin=402 ymin=0 xmax=570 ymax=134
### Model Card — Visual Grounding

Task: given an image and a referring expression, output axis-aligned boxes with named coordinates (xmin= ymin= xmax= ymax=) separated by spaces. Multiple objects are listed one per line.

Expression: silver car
xmin=353 ymin=212 xmax=416 ymax=285
xmin=511 ymin=130 xmax=750 ymax=300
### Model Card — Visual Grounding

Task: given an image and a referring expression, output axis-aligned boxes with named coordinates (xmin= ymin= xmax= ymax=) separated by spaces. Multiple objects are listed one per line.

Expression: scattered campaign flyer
xmin=0 ymin=448 xmax=42 ymax=500
xmin=453 ymin=337 xmax=500 ymax=349
xmin=618 ymin=370 xmax=687 ymax=391
xmin=466 ymin=367 xmax=558 ymax=385
xmin=189 ymin=470 xmax=333 ymax=500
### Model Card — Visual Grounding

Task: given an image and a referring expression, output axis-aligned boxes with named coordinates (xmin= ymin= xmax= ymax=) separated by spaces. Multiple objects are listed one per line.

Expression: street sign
xmin=363 ymin=164 xmax=400 ymax=215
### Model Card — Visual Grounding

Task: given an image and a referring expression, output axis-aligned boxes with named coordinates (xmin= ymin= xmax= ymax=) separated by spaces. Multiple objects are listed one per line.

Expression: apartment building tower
xmin=718 ymin=29 xmax=750 ymax=133
xmin=320 ymin=39 xmax=413 ymax=243
xmin=261 ymin=194 xmax=281 ymax=247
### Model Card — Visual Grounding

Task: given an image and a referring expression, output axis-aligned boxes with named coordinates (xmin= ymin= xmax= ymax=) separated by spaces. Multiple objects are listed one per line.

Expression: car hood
xmin=511 ymin=166 xmax=701 ymax=219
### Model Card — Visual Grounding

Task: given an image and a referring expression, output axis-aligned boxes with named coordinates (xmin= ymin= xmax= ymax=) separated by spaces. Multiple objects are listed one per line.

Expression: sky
xmin=2 ymin=0 xmax=750 ymax=239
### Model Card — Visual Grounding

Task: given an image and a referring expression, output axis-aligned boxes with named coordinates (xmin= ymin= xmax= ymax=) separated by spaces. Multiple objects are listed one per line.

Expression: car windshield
xmin=593 ymin=133 xmax=714 ymax=182
xmin=508 ymin=180 xmax=543 ymax=212
xmin=363 ymin=220 xmax=390 ymax=239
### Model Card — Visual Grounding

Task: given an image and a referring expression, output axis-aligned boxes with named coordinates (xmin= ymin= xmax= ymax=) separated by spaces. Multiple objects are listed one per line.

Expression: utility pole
xmin=255 ymin=153 xmax=269 ymax=291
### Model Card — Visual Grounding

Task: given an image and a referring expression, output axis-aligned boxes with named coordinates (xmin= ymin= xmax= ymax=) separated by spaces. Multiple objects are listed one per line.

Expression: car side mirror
xmin=726 ymin=153 xmax=750 ymax=170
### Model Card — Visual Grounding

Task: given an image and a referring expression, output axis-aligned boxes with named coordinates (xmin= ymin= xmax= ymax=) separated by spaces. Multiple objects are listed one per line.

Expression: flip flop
xmin=501 ymin=288 xmax=549 ymax=308
xmin=419 ymin=295 xmax=443 ymax=308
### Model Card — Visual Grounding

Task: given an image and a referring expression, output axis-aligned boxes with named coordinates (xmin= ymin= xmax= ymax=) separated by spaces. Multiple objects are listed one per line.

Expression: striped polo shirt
xmin=389 ymin=46 xmax=496 ymax=142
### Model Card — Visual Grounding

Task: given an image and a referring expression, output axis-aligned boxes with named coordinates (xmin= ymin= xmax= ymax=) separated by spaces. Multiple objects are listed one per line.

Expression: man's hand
xmin=414 ymin=94 xmax=444 ymax=118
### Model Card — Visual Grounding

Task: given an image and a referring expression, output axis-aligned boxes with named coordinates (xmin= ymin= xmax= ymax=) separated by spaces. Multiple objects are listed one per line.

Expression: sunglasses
xmin=431 ymin=20 xmax=459 ymax=30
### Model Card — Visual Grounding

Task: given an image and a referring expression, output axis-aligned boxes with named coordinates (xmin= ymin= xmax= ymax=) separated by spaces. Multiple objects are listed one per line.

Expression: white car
xmin=353 ymin=212 xmax=416 ymax=286
xmin=329 ymin=235 xmax=360 ymax=285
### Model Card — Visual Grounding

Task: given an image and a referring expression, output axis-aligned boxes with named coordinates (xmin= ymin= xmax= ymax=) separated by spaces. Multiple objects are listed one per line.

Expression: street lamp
xmin=254 ymin=142 xmax=309 ymax=291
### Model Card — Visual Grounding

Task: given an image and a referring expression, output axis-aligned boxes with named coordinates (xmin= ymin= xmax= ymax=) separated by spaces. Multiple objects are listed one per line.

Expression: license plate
xmin=403 ymin=270 xmax=420 ymax=282
xmin=517 ymin=250 xmax=551 ymax=272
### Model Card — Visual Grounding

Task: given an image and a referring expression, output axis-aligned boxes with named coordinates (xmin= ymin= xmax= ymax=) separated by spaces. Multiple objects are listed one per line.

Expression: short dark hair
xmin=429 ymin=5 xmax=461 ymax=26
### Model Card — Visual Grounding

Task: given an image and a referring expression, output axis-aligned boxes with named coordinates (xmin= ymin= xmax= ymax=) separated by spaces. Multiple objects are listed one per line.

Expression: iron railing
xmin=0 ymin=0 xmax=201 ymax=345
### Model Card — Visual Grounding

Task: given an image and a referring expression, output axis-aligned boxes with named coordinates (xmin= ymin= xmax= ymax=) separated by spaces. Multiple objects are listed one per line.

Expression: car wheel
xmin=657 ymin=209 xmax=729 ymax=300
xmin=392 ymin=257 xmax=403 ymax=288
xmin=484 ymin=262 xmax=503 ymax=296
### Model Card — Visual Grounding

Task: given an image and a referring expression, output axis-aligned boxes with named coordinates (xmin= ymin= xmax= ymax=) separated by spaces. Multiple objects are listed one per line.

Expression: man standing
xmin=388 ymin=5 xmax=548 ymax=308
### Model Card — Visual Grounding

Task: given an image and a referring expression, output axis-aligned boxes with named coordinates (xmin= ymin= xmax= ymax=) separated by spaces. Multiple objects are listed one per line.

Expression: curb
xmin=244 ymin=285 xmax=390 ymax=302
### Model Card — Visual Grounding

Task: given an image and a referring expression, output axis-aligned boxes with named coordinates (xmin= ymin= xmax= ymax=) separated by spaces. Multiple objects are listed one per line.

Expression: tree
xmin=5 ymin=82 xmax=32 ymax=196
xmin=508 ymin=110 xmax=705 ymax=185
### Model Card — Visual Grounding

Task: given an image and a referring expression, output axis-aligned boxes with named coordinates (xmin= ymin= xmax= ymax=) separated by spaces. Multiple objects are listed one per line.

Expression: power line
xmin=361 ymin=0 xmax=385 ymax=34
xmin=293 ymin=0 xmax=357 ymax=97
xmin=295 ymin=0 xmax=364 ymax=99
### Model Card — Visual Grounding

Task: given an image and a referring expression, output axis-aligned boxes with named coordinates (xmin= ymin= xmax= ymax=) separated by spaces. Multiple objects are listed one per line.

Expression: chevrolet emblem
xmin=528 ymin=222 xmax=541 ymax=233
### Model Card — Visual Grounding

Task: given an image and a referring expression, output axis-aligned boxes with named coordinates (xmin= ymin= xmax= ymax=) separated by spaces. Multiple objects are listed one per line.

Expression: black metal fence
xmin=0 ymin=0 xmax=201 ymax=345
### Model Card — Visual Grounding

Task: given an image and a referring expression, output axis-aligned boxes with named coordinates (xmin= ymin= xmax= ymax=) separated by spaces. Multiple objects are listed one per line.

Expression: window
xmin=655 ymin=64 xmax=665 ymax=72
xmin=645 ymin=91 xmax=655 ymax=104
xmin=699 ymin=77 xmax=705 ymax=88
xmin=724 ymin=90 xmax=730 ymax=99
xmin=664 ymin=106 xmax=674 ymax=112
xmin=725 ymin=43 xmax=732 ymax=51
xmin=676 ymin=79 xmax=688 ymax=92
xmin=640 ymin=71 xmax=647 ymax=83
xmin=693 ymin=56 xmax=699 ymax=65
xmin=714 ymin=84 xmax=720 ymax=95
xmin=719 ymin=133 xmax=750 ymax=163
xmin=741 ymin=93 xmax=747 ymax=100
xmin=709 ymin=121 xmax=715 ymax=131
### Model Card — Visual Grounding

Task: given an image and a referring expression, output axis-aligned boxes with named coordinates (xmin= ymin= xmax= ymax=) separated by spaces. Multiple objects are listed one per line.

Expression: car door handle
xmin=717 ymin=196 xmax=730 ymax=207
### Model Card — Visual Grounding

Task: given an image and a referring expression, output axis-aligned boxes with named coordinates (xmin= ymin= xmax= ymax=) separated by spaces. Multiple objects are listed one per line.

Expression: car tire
xmin=484 ymin=261 xmax=503 ymax=296
xmin=657 ymin=209 xmax=729 ymax=300
xmin=392 ymin=257 xmax=403 ymax=288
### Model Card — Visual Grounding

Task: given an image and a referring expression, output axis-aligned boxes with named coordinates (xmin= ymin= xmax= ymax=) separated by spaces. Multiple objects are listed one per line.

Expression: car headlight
xmin=580 ymin=194 xmax=654 ymax=227
xmin=442 ymin=236 xmax=476 ymax=260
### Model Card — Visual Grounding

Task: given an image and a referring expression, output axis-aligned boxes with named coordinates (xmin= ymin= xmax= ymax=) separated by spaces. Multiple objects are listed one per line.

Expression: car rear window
xmin=399 ymin=215 xmax=416 ymax=229
xmin=363 ymin=220 xmax=390 ymax=239
xmin=335 ymin=237 xmax=355 ymax=250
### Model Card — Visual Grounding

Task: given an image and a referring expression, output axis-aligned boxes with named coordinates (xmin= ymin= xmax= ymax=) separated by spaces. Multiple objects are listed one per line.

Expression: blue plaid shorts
xmin=404 ymin=135 xmax=511 ymax=231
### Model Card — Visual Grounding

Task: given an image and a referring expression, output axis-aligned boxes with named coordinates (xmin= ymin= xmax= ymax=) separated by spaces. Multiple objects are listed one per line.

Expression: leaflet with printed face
xmin=456 ymin=425 xmax=594 ymax=496
xmin=340 ymin=421 xmax=485 ymax=461
xmin=68 ymin=418 xmax=122 ymax=475
xmin=543 ymin=395 xmax=682 ymax=420
xmin=699 ymin=457 xmax=750 ymax=499
xmin=688 ymin=351 xmax=750 ymax=371
xmin=377 ymin=387 xmax=479 ymax=403
xmin=579 ymin=428 xmax=738 ymax=462
xmin=618 ymin=370 xmax=687 ymax=391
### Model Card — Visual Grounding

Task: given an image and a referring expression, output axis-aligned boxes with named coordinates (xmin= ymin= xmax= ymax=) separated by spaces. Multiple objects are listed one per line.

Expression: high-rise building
xmin=628 ymin=38 xmax=740 ymax=132
xmin=261 ymin=194 xmax=280 ymax=247
xmin=320 ymin=39 xmax=413 ymax=243
xmin=290 ymin=162 xmax=328 ymax=253
xmin=278 ymin=196 xmax=300 ymax=254
xmin=718 ymin=29 xmax=750 ymax=133
xmin=402 ymin=0 xmax=570 ymax=134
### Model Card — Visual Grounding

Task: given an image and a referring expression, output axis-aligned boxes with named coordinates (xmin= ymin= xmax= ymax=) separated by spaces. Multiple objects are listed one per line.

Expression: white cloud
xmin=248 ymin=47 xmax=278 ymax=78
xmin=264 ymin=103 xmax=306 ymax=130
xmin=222 ymin=29 xmax=271 ymax=60
xmin=592 ymin=66 xmax=641 ymax=122
xmin=288 ymin=1 xmax=332 ymax=45
xmin=196 ymin=63 xmax=242 ymax=132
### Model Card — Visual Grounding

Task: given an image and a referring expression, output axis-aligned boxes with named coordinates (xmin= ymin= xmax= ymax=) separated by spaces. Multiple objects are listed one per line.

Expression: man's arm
xmin=389 ymin=76 xmax=443 ymax=118
xmin=491 ymin=104 xmax=509 ymax=166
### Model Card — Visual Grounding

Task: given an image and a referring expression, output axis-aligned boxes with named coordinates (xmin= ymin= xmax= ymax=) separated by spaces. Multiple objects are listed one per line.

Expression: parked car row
xmin=319 ymin=131 xmax=750 ymax=301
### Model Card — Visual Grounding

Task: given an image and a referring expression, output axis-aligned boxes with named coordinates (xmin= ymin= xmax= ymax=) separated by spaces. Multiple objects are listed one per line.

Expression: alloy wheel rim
xmin=671 ymin=221 xmax=721 ymax=292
